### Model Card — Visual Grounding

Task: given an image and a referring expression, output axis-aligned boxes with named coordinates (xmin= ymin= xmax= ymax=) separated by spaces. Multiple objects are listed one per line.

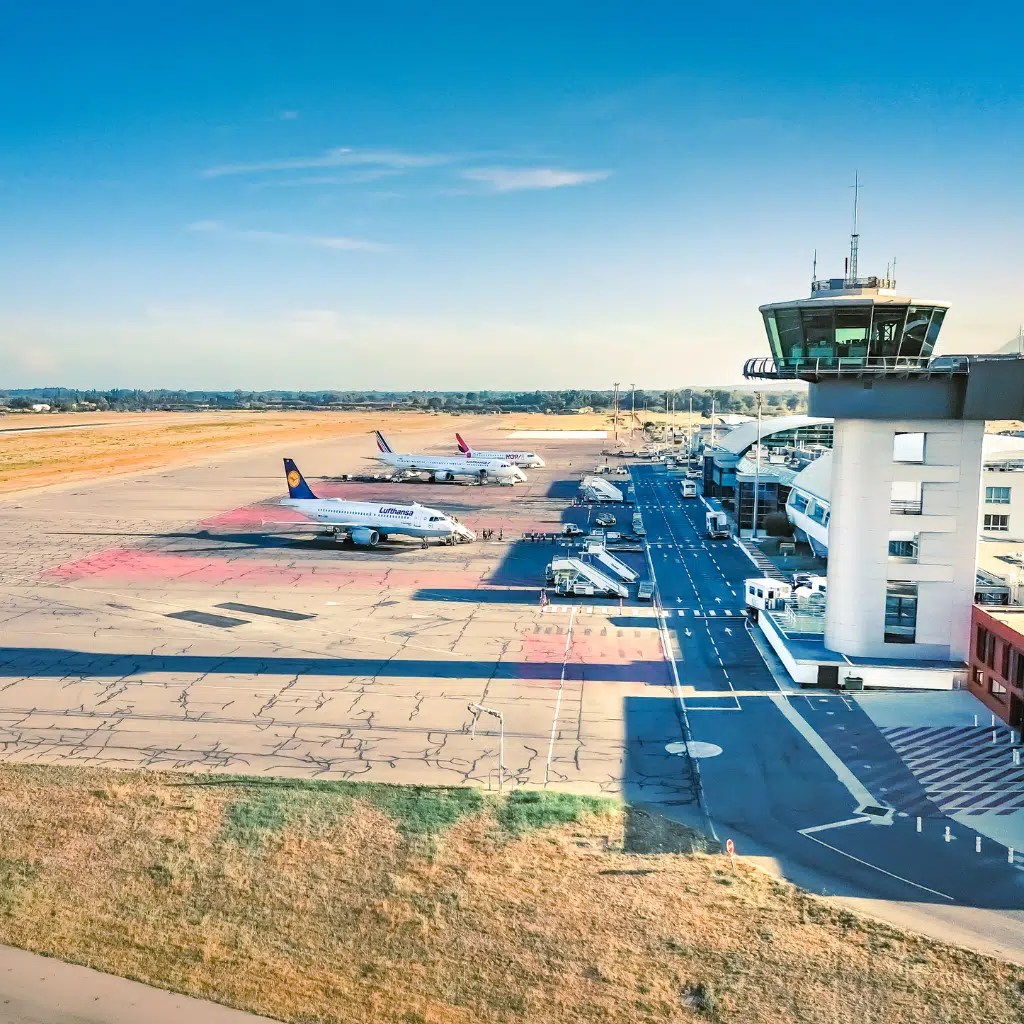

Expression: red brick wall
xmin=967 ymin=606 xmax=1024 ymax=727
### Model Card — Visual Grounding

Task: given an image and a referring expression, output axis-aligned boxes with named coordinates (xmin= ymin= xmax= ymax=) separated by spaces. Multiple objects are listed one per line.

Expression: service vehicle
xmin=637 ymin=581 xmax=655 ymax=601
xmin=594 ymin=512 xmax=617 ymax=527
xmin=705 ymin=509 xmax=729 ymax=540
xmin=561 ymin=523 xmax=585 ymax=537
xmin=681 ymin=480 xmax=697 ymax=499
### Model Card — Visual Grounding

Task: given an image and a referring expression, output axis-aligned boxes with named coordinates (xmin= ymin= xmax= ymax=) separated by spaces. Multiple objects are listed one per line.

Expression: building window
xmin=1003 ymin=642 xmax=1012 ymax=680
xmin=891 ymin=480 xmax=923 ymax=515
xmin=972 ymin=666 xmax=984 ymax=685
xmin=986 ymin=486 xmax=1011 ymax=505
xmin=888 ymin=531 xmax=920 ymax=562
xmin=884 ymin=581 xmax=918 ymax=644
xmin=977 ymin=625 xmax=988 ymax=659
xmin=791 ymin=492 xmax=809 ymax=514
xmin=984 ymin=514 xmax=1010 ymax=532
xmin=1016 ymin=649 xmax=1024 ymax=690
xmin=991 ymin=678 xmax=1008 ymax=698
xmin=894 ymin=432 xmax=925 ymax=464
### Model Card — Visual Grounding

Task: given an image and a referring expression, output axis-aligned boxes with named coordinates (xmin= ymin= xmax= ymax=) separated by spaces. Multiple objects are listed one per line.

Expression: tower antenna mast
xmin=848 ymin=171 xmax=862 ymax=284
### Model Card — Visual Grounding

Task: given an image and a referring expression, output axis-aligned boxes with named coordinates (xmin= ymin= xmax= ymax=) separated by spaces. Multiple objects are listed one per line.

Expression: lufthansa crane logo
xmin=287 ymin=470 xmax=301 ymax=489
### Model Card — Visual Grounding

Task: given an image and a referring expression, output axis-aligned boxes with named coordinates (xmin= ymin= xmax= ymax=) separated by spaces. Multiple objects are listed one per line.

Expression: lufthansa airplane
xmin=279 ymin=459 xmax=476 ymax=547
xmin=455 ymin=433 xmax=545 ymax=468
xmin=371 ymin=431 xmax=526 ymax=485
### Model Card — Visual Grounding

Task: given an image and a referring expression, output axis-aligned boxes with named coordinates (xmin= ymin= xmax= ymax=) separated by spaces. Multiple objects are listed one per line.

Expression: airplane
xmin=279 ymin=459 xmax=476 ymax=547
xmin=371 ymin=431 xmax=527 ymax=485
xmin=455 ymin=433 xmax=545 ymax=468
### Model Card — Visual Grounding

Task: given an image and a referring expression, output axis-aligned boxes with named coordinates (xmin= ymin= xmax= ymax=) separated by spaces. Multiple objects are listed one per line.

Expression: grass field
xmin=0 ymin=766 xmax=1020 ymax=1023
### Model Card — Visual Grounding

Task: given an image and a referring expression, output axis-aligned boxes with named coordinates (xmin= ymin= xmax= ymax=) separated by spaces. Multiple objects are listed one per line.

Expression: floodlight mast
xmin=847 ymin=171 xmax=862 ymax=285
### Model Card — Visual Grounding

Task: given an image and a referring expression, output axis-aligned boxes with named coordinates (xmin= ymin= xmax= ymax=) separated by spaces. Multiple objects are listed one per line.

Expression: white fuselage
xmin=463 ymin=448 xmax=545 ymax=468
xmin=376 ymin=452 xmax=526 ymax=483
xmin=281 ymin=497 xmax=475 ymax=541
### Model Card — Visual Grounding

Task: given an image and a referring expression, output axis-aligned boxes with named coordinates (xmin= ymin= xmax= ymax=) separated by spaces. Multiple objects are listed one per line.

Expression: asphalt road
xmin=631 ymin=463 xmax=1024 ymax=913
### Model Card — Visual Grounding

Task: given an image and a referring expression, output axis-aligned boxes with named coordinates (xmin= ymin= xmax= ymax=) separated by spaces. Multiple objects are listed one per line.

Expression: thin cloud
xmin=202 ymin=147 xmax=451 ymax=178
xmin=462 ymin=166 xmax=611 ymax=192
xmin=186 ymin=220 xmax=389 ymax=252
xmin=279 ymin=110 xmax=299 ymax=120
xmin=248 ymin=169 xmax=402 ymax=189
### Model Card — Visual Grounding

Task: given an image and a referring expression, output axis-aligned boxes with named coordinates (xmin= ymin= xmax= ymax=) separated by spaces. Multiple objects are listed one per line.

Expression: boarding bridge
xmin=549 ymin=557 xmax=629 ymax=598
xmin=582 ymin=540 xmax=639 ymax=583
xmin=580 ymin=476 xmax=624 ymax=502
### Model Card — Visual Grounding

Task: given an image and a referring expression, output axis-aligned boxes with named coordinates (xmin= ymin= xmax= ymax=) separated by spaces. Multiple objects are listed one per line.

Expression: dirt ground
xmin=0 ymin=766 xmax=1020 ymax=1024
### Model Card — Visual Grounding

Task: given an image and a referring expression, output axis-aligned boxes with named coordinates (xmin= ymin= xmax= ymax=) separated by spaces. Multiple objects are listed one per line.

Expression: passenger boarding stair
xmin=582 ymin=540 xmax=639 ymax=583
xmin=549 ymin=557 xmax=629 ymax=598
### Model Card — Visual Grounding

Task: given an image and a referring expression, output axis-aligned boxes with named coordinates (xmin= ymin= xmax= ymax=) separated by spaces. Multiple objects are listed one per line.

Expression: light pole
xmin=468 ymin=703 xmax=505 ymax=793
xmin=685 ymin=389 xmax=693 ymax=455
xmin=751 ymin=392 xmax=764 ymax=540
xmin=613 ymin=383 xmax=620 ymax=443
xmin=630 ymin=384 xmax=635 ymax=439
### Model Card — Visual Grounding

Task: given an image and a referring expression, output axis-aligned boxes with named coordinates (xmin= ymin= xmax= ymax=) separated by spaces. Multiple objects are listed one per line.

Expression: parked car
xmin=561 ymin=523 xmax=584 ymax=537
xmin=594 ymin=512 xmax=617 ymax=527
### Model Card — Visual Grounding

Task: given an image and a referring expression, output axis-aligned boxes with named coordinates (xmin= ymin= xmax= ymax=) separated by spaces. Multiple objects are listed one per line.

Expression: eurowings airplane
xmin=455 ymin=432 xmax=545 ymax=468
xmin=371 ymin=431 xmax=527 ymax=485
xmin=279 ymin=459 xmax=476 ymax=546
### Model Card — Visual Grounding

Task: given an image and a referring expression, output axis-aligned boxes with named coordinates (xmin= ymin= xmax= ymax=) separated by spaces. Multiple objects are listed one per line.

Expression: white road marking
xmin=799 ymin=819 xmax=954 ymax=901
xmin=544 ymin=609 xmax=576 ymax=788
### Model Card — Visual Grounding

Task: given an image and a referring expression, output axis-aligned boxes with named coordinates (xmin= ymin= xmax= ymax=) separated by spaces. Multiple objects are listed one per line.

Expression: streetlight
xmin=684 ymin=389 xmax=694 ymax=455
xmin=751 ymin=391 xmax=764 ymax=540
xmin=467 ymin=703 xmax=505 ymax=792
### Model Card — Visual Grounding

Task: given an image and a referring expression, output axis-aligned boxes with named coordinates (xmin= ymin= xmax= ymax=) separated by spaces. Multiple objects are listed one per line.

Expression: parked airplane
xmin=279 ymin=459 xmax=476 ymax=547
xmin=371 ymin=432 xmax=527 ymax=485
xmin=455 ymin=433 xmax=545 ymax=468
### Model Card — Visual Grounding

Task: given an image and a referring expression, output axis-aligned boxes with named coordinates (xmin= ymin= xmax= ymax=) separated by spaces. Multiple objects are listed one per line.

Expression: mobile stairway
xmin=582 ymin=540 xmax=639 ymax=583
xmin=580 ymin=476 xmax=625 ymax=503
xmin=547 ymin=557 xmax=629 ymax=599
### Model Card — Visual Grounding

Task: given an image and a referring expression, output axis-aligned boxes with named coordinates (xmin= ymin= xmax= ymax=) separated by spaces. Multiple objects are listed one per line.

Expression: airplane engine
xmin=350 ymin=527 xmax=380 ymax=547
xmin=435 ymin=471 xmax=453 ymax=482
xmin=478 ymin=468 xmax=489 ymax=481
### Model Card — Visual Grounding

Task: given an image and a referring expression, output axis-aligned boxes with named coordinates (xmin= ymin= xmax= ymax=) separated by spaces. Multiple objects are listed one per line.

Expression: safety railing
xmin=744 ymin=355 xmax=970 ymax=380
xmin=890 ymin=499 xmax=923 ymax=515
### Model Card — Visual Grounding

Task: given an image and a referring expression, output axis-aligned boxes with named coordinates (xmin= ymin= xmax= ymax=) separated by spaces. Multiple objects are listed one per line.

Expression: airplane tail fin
xmin=375 ymin=430 xmax=394 ymax=454
xmin=283 ymin=459 xmax=317 ymax=499
xmin=456 ymin=432 xmax=473 ymax=456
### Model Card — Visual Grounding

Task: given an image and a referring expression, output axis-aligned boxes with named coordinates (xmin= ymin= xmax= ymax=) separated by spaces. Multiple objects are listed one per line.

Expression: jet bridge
xmin=547 ymin=557 xmax=629 ymax=598
xmin=582 ymin=540 xmax=639 ymax=583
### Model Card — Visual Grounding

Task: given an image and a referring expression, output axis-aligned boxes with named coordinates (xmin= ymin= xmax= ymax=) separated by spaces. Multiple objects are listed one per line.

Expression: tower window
xmin=984 ymin=514 xmax=1010 ymax=532
xmin=884 ymin=581 xmax=918 ymax=644
xmin=986 ymin=486 xmax=1011 ymax=505
xmin=894 ymin=432 xmax=925 ymax=464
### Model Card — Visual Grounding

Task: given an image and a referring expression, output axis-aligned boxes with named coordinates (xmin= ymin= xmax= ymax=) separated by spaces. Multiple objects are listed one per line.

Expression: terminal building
xmin=744 ymin=260 xmax=1024 ymax=689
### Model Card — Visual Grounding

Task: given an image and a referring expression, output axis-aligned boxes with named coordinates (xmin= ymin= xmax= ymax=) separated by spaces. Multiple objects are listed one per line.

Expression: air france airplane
xmin=371 ymin=432 xmax=526 ymax=485
xmin=280 ymin=459 xmax=476 ymax=547
xmin=455 ymin=433 xmax=545 ymax=468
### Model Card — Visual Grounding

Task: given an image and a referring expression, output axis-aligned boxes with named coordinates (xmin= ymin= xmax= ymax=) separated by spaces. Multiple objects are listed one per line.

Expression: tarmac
xmin=0 ymin=423 xmax=686 ymax=802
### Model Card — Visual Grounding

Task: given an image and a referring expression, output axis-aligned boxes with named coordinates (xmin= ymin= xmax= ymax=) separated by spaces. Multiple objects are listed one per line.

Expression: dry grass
xmin=0 ymin=766 xmax=1020 ymax=1023
xmin=0 ymin=410 xmax=468 ymax=493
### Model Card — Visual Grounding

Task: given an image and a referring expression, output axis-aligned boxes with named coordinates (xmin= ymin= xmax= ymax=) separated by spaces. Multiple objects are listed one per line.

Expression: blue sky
xmin=1 ymin=2 xmax=1022 ymax=390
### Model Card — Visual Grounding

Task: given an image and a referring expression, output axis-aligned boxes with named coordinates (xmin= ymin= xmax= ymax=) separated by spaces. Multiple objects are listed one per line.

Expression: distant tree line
xmin=0 ymin=387 xmax=807 ymax=416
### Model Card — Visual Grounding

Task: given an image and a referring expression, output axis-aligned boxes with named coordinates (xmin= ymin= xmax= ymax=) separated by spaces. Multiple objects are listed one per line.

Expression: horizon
xmin=1 ymin=3 xmax=1022 ymax=390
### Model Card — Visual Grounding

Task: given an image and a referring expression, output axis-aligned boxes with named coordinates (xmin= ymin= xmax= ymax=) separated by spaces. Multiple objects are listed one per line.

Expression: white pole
xmin=498 ymin=713 xmax=505 ymax=794
xmin=688 ymin=392 xmax=693 ymax=455
xmin=751 ymin=392 xmax=763 ymax=539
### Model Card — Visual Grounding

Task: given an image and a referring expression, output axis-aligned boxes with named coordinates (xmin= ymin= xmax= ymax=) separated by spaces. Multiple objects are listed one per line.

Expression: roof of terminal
xmin=715 ymin=415 xmax=832 ymax=456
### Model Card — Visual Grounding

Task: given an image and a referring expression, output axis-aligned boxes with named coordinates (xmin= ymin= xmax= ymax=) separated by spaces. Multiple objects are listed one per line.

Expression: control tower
xmin=746 ymin=254 xmax=1024 ymax=666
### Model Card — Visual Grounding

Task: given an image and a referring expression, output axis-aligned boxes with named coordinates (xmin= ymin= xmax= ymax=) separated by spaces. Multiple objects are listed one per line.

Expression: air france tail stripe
xmin=375 ymin=431 xmax=393 ymax=454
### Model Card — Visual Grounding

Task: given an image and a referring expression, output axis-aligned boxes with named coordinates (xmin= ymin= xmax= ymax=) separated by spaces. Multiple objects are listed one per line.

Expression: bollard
xmin=916 ymin=816 xmax=922 ymax=833
xmin=974 ymin=714 xmax=979 ymax=727
xmin=944 ymin=826 xmax=951 ymax=843
xmin=993 ymin=730 xmax=998 ymax=743
xmin=976 ymin=836 xmax=982 ymax=854
xmin=1010 ymin=847 xmax=1015 ymax=864
xmin=1014 ymin=750 xmax=1021 ymax=767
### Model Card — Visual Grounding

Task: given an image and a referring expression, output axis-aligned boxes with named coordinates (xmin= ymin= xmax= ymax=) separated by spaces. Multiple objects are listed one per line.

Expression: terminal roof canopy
xmin=759 ymin=293 xmax=949 ymax=372
xmin=715 ymin=414 xmax=832 ymax=457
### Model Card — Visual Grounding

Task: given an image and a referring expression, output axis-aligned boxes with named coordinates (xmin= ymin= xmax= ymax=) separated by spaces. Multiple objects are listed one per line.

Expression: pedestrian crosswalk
xmin=541 ymin=603 xmax=747 ymax=618
xmin=883 ymin=725 xmax=1024 ymax=816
